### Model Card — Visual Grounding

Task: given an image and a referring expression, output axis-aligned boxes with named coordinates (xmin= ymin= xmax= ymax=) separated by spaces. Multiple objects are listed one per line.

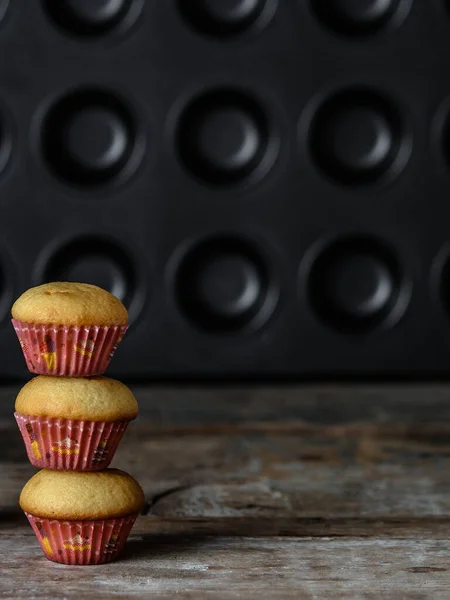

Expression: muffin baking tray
xmin=1 ymin=0 xmax=450 ymax=380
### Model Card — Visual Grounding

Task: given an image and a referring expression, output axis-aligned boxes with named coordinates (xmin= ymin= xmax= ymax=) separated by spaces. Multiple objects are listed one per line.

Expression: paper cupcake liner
xmin=15 ymin=413 xmax=131 ymax=471
xmin=12 ymin=320 xmax=128 ymax=376
xmin=25 ymin=512 xmax=138 ymax=565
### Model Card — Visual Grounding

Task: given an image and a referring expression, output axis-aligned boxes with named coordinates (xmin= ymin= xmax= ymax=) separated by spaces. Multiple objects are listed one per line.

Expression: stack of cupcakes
xmin=11 ymin=282 xmax=144 ymax=565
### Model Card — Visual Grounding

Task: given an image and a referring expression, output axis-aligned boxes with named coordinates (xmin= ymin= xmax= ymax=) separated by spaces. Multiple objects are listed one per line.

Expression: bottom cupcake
xmin=20 ymin=469 xmax=145 ymax=565
xmin=25 ymin=513 xmax=137 ymax=565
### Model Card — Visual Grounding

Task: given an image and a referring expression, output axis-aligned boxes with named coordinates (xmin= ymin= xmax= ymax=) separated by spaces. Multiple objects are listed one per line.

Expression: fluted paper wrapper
xmin=12 ymin=320 xmax=127 ymax=376
xmin=15 ymin=413 xmax=131 ymax=471
xmin=25 ymin=512 xmax=138 ymax=565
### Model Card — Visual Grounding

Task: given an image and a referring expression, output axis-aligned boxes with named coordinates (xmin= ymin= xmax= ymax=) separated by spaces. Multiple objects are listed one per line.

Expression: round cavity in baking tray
xmin=41 ymin=89 xmax=140 ymax=188
xmin=174 ymin=237 xmax=278 ymax=333
xmin=177 ymin=0 xmax=273 ymax=36
xmin=38 ymin=237 xmax=142 ymax=322
xmin=307 ymin=236 xmax=406 ymax=333
xmin=43 ymin=0 xmax=139 ymax=37
xmin=176 ymin=89 xmax=276 ymax=186
xmin=308 ymin=89 xmax=406 ymax=186
xmin=311 ymin=0 xmax=403 ymax=36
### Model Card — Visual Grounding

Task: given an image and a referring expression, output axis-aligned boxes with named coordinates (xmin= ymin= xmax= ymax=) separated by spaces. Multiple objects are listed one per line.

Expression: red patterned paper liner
xmin=15 ymin=413 xmax=132 ymax=471
xmin=11 ymin=320 xmax=128 ymax=376
xmin=25 ymin=512 xmax=138 ymax=565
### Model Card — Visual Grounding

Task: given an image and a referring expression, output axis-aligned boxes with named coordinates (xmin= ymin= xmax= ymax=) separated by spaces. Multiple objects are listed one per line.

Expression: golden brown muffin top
xmin=15 ymin=375 xmax=138 ymax=421
xmin=11 ymin=282 xmax=128 ymax=326
xmin=20 ymin=469 xmax=145 ymax=520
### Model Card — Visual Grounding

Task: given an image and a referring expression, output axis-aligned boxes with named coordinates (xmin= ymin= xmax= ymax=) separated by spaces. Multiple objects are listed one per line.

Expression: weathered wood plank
xmin=4 ymin=513 xmax=450 ymax=540
xmin=1 ymin=531 xmax=450 ymax=599
xmin=103 ymin=419 xmax=450 ymax=522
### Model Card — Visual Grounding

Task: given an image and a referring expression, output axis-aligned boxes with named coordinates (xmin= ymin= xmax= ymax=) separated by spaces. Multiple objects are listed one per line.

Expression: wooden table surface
xmin=1 ymin=383 xmax=450 ymax=599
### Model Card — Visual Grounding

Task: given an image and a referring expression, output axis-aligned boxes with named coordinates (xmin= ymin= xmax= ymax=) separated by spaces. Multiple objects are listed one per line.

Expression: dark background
xmin=1 ymin=0 xmax=450 ymax=380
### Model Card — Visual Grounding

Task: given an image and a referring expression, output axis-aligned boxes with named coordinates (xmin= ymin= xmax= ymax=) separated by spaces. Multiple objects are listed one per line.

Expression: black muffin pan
xmin=1 ymin=0 xmax=450 ymax=380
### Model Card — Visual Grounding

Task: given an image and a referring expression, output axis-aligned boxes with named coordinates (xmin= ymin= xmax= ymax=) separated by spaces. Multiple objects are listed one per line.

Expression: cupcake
xmin=20 ymin=468 xmax=145 ymax=565
xmin=15 ymin=375 xmax=138 ymax=471
xmin=11 ymin=282 xmax=128 ymax=376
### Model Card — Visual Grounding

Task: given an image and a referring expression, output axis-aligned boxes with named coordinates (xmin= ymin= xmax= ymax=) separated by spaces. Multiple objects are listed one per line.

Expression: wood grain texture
xmin=2 ymin=532 xmax=450 ymax=599
xmin=1 ymin=384 xmax=450 ymax=598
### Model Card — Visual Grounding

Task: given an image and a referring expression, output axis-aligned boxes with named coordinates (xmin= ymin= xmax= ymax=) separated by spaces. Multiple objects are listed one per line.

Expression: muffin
xmin=11 ymin=282 xmax=128 ymax=376
xmin=20 ymin=469 xmax=145 ymax=565
xmin=15 ymin=375 xmax=138 ymax=471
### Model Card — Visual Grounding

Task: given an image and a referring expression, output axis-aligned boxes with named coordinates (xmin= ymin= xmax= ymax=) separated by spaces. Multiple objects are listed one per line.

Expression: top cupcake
xmin=12 ymin=282 xmax=128 ymax=377
xmin=12 ymin=282 xmax=128 ymax=326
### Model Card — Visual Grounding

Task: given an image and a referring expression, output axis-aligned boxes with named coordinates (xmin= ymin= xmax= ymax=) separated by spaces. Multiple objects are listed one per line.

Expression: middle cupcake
xmin=15 ymin=375 xmax=138 ymax=471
